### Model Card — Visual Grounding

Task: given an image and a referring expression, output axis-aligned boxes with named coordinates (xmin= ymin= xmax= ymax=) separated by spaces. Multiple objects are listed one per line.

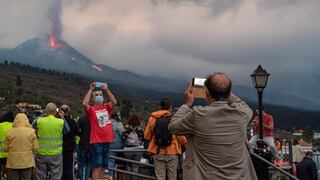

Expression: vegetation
xmin=0 ymin=60 xmax=157 ymax=124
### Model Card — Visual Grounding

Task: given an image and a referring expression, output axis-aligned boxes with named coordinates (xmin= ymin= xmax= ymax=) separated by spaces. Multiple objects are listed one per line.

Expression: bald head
xmin=205 ymin=72 xmax=232 ymax=100
xmin=45 ymin=103 xmax=57 ymax=116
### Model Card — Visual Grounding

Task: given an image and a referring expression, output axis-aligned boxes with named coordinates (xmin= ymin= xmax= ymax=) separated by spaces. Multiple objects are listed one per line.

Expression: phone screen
xmin=192 ymin=78 xmax=206 ymax=87
xmin=95 ymin=82 xmax=104 ymax=88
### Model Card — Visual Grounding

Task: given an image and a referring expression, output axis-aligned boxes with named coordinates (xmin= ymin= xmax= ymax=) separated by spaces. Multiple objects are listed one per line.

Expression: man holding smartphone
xmin=82 ymin=82 xmax=117 ymax=180
xmin=168 ymin=73 xmax=257 ymax=180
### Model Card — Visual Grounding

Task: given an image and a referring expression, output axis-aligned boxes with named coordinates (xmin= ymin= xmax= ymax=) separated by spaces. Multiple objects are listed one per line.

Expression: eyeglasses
xmin=94 ymin=94 xmax=102 ymax=96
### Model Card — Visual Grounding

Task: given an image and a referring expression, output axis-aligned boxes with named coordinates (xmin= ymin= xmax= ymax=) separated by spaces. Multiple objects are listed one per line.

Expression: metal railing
xmin=109 ymin=148 xmax=299 ymax=180
xmin=108 ymin=148 xmax=155 ymax=179
xmin=250 ymin=152 xmax=298 ymax=180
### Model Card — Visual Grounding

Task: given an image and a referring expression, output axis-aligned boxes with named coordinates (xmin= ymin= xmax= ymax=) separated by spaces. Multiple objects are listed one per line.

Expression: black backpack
xmin=154 ymin=116 xmax=172 ymax=149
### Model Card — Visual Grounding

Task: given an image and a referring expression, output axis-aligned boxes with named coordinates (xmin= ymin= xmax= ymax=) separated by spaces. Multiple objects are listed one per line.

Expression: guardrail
xmin=108 ymin=148 xmax=155 ymax=180
xmin=109 ymin=149 xmax=299 ymax=180
xmin=250 ymin=152 xmax=298 ymax=180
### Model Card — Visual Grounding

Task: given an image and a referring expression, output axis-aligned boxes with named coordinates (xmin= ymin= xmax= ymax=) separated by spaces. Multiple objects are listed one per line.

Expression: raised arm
xmin=169 ymin=84 xmax=195 ymax=135
xmin=101 ymin=83 xmax=117 ymax=109
xmin=83 ymin=82 xmax=95 ymax=110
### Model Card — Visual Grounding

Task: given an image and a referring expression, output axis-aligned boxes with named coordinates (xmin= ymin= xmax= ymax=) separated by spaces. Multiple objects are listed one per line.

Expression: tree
xmin=16 ymin=75 xmax=22 ymax=86
xmin=121 ymin=99 xmax=133 ymax=120
xmin=303 ymin=127 xmax=314 ymax=143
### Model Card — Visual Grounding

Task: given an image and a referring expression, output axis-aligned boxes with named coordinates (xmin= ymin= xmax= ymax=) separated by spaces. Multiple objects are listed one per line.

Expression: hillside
xmin=0 ymin=37 xmax=184 ymax=93
xmin=0 ymin=62 xmax=320 ymax=130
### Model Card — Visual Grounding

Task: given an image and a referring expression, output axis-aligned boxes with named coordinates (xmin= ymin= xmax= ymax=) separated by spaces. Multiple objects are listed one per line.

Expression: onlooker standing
xmin=293 ymin=139 xmax=304 ymax=165
xmin=0 ymin=111 xmax=14 ymax=178
xmin=77 ymin=115 xmax=91 ymax=180
xmin=108 ymin=110 xmax=125 ymax=179
xmin=169 ymin=73 xmax=257 ymax=180
xmin=249 ymin=107 xmax=280 ymax=160
xmin=297 ymin=151 xmax=318 ymax=180
xmin=82 ymin=82 xmax=117 ymax=180
xmin=121 ymin=114 xmax=144 ymax=180
xmin=60 ymin=105 xmax=79 ymax=180
xmin=144 ymin=98 xmax=187 ymax=180
xmin=32 ymin=103 xmax=70 ymax=180
xmin=4 ymin=113 xmax=39 ymax=180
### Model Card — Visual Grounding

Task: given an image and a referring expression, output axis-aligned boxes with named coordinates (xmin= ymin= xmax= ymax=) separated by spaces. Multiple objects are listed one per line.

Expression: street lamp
xmin=251 ymin=65 xmax=270 ymax=140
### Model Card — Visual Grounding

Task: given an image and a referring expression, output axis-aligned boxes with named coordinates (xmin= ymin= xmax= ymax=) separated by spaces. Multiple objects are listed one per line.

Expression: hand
xmin=101 ymin=82 xmax=109 ymax=90
xmin=89 ymin=82 xmax=96 ymax=90
xmin=184 ymin=83 xmax=195 ymax=107
xmin=58 ymin=110 xmax=65 ymax=119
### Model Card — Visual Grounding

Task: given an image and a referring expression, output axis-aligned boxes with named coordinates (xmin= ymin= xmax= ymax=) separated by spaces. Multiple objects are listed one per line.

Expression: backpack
xmin=154 ymin=116 xmax=172 ymax=149
xmin=126 ymin=128 xmax=141 ymax=147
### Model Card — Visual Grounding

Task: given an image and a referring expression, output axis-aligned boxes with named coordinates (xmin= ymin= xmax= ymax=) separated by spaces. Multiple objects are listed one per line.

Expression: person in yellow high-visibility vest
xmin=0 ymin=111 xmax=14 ymax=178
xmin=32 ymin=103 xmax=70 ymax=180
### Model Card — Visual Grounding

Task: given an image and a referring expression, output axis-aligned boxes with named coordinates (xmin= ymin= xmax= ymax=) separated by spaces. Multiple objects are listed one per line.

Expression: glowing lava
xmin=92 ymin=65 xmax=103 ymax=72
xmin=49 ymin=32 xmax=57 ymax=48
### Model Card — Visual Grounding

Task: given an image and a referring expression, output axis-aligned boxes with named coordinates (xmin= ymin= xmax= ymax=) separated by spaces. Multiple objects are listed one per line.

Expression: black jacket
xmin=297 ymin=157 xmax=318 ymax=180
xmin=78 ymin=116 xmax=91 ymax=150
xmin=63 ymin=116 xmax=79 ymax=152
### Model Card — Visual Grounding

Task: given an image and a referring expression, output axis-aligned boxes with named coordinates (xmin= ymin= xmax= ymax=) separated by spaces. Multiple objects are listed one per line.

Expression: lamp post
xmin=251 ymin=65 xmax=270 ymax=141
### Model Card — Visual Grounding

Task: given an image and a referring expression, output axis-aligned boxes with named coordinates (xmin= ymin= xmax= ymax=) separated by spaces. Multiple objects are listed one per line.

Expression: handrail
xmin=109 ymin=155 xmax=155 ymax=168
xmin=108 ymin=168 xmax=156 ymax=180
xmin=250 ymin=152 xmax=299 ymax=180
xmin=109 ymin=149 xmax=147 ymax=152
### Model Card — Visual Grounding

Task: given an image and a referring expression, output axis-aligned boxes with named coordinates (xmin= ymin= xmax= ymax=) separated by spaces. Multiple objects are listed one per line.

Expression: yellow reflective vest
xmin=36 ymin=115 xmax=64 ymax=156
xmin=0 ymin=122 xmax=13 ymax=158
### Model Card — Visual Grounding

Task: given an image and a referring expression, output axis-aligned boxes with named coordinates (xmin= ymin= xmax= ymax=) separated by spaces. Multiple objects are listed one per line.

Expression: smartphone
xmin=192 ymin=77 xmax=207 ymax=98
xmin=192 ymin=77 xmax=206 ymax=87
xmin=95 ymin=82 xmax=104 ymax=88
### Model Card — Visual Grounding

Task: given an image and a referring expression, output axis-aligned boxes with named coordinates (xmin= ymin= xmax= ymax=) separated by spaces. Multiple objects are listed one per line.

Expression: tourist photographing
xmin=59 ymin=104 xmax=79 ymax=180
xmin=82 ymin=82 xmax=117 ymax=180
xmin=169 ymin=72 xmax=257 ymax=180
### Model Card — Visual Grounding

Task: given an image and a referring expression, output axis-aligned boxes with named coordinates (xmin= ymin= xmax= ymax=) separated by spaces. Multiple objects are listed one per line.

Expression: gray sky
xmin=1 ymin=0 xmax=320 ymax=100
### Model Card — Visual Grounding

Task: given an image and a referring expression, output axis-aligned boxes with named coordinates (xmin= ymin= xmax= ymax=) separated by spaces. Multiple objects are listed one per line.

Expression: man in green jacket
xmin=32 ymin=103 xmax=70 ymax=180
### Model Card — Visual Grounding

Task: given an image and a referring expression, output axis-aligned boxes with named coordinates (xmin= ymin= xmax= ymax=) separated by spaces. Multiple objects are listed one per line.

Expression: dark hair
xmin=204 ymin=72 xmax=232 ymax=100
xmin=293 ymin=139 xmax=299 ymax=145
xmin=128 ymin=114 xmax=140 ymax=126
xmin=0 ymin=111 xmax=14 ymax=123
xmin=306 ymin=151 xmax=313 ymax=157
xmin=160 ymin=98 xmax=172 ymax=110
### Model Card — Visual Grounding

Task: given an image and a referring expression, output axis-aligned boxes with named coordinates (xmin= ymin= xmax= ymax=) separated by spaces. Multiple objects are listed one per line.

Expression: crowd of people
xmin=0 ymin=72 xmax=318 ymax=180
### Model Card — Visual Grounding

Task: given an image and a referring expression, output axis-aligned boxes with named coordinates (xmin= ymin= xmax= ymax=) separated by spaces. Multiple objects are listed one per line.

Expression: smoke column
xmin=48 ymin=0 xmax=62 ymax=48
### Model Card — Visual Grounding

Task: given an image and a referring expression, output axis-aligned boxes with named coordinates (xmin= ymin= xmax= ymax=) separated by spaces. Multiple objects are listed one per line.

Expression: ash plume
xmin=48 ymin=0 xmax=63 ymax=40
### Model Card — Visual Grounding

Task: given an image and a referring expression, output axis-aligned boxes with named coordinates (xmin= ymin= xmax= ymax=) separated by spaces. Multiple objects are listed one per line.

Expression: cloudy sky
xmin=1 ymin=0 xmax=320 ymax=100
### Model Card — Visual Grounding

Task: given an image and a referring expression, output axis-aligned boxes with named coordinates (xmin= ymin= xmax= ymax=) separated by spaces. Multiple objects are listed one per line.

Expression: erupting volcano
xmin=47 ymin=0 xmax=62 ymax=49
xmin=48 ymin=32 xmax=60 ymax=48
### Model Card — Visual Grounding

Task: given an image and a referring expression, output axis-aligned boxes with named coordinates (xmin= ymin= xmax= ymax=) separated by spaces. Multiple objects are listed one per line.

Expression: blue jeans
xmin=77 ymin=147 xmax=91 ymax=180
xmin=91 ymin=143 xmax=110 ymax=169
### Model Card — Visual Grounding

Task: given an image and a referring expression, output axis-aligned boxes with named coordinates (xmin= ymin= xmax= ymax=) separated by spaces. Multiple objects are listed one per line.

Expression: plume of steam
xmin=48 ymin=0 xmax=62 ymax=40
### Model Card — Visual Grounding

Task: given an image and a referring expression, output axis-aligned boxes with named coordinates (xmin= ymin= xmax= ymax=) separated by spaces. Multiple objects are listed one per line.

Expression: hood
xmin=13 ymin=113 xmax=31 ymax=128
xmin=151 ymin=110 xmax=172 ymax=118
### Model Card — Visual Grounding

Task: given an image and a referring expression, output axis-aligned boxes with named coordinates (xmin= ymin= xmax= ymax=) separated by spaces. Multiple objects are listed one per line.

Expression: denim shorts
xmin=91 ymin=143 xmax=110 ymax=169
